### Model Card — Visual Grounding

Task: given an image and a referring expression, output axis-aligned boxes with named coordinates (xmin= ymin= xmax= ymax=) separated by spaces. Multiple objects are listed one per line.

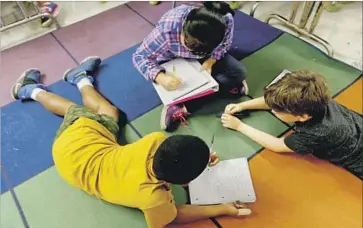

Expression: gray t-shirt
xmin=284 ymin=100 xmax=363 ymax=179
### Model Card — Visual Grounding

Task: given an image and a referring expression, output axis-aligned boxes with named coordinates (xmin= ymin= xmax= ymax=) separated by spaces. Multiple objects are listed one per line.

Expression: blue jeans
xmin=184 ymin=54 xmax=247 ymax=113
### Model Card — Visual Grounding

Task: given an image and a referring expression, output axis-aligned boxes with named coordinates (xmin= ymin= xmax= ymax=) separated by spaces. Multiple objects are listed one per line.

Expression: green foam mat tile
xmin=131 ymin=105 xmax=215 ymax=143
xmin=204 ymin=111 xmax=288 ymax=160
xmin=14 ymin=167 xmax=188 ymax=228
xmin=15 ymin=167 xmax=147 ymax=228
xmin=131 ymin=96 xmax=252 ymax=142
xmin=118 ymin=123 xmax=141 ymax=145
xmin=12 ymin=125 xmax=187 ymax=228
xmin=244 ymin=34 xmax=362 ymax=98
xmin=1 ymin=192 xmax=24 ymax=228
xmin=131 ymin=97 xmax=289 ymax=160
xmin=171 ymin=185 xmax=188 ymax=206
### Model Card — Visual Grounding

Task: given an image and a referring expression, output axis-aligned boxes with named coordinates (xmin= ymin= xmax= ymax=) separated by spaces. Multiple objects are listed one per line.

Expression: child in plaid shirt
xmin=133 ymin=2 xmax=248 ymax=132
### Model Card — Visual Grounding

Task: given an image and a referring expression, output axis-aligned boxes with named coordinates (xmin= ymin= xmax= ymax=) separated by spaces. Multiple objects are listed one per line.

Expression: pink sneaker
xmin=160 ymin=105 xmax=190 ymax=132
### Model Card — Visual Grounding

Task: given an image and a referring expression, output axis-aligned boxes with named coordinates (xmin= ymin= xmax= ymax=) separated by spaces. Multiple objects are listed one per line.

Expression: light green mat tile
xmin=131 ymin=97 xmax=289 ymax=160
xmin=1 ymin=192 xmax=24 ymax=228
xmin=118 ymin=123 xmax=141 ymax=145
xmin=131 ymin=105 xmax=214 ymax=143
xmin=13 ymin=124 xmax=187 ymax=228
xmin=243 ymin=34 xmax=362 ymax=98
xmin=15 ymin=168 xmax=188 ymax=228
xmin=131 ymin=96 xmax=252 ymax=142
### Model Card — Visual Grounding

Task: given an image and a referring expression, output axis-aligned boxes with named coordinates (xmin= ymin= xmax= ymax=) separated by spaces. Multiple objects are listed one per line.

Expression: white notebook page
xmin=189 ymin=157 xmax=256 ymax=205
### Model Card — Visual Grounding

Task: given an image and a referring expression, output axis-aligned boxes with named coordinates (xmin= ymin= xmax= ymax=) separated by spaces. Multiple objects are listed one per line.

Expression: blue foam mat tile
xmin=229 ymin=10 xmax=283 ymax=60
xmin=1 ymin=82 xmax=83 ymax=194
xmin=1 ymin=167 xmax=9 ymax=193
xmin=94 ymin=45 xmax=161 ymax=121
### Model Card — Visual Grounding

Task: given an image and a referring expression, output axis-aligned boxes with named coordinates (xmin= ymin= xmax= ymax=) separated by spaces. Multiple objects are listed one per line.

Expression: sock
xmin=31 ymin=88 xmax=46 ymax=101
xmin=76 ymin=78 xmax=93 ymax=90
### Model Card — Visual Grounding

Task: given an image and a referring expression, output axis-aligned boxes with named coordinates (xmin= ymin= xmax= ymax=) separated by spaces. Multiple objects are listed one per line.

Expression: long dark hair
xmin=182 ymin=1 xmax=235 ymax=56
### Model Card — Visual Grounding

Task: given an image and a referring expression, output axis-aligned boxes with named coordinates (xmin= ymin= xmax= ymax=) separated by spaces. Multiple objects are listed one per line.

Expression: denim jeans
xmin=184 ymin=53 xmax=247 ymax=113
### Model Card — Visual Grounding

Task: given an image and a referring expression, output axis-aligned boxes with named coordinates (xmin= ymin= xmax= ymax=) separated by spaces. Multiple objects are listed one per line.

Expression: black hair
xmin=153 ymin=135 xmax=210 ymax=185
xmin=182 ymin=1 xmax=235 ymax=56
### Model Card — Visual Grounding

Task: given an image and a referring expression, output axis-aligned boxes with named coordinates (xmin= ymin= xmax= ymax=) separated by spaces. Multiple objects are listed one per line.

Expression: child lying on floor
xmin=221 ymin=70 xmax=363 ymax=179
xmin=133 ymin=2 xmax=248 ymax=132
xmin=12 ymin=56 xmax=251 ymax=228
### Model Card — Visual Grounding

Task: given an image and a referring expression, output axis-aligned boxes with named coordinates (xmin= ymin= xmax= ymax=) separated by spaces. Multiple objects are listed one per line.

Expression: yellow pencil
xmin=172 ymin=65 xmax=176 ymax=76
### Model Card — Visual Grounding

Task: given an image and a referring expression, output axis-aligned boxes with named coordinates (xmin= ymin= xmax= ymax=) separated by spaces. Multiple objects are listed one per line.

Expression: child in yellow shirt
xmin=12 ymin=56 xmax=251 ymax=227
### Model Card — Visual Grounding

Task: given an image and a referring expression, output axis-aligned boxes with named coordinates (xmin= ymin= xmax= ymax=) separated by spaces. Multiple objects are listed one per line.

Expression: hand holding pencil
xmin=155 ymin=66 xmax=182 ymax=91
xmin=209 ymin=134 xmax=220 ymax=167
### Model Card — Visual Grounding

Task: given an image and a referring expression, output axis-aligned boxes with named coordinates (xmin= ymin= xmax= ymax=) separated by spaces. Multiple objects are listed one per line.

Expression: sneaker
xmin=39 ymin=2 xmax=61 ymax=28
xmin=63 ymin=56 xmax=102 ymax=85
xmin=11 ymin=69 xmax=47 ymax=100
xmin=160 ymin=105 xmax=190 ymax=132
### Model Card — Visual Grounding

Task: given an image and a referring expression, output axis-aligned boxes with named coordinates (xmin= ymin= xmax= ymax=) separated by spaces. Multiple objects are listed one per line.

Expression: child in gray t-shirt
xmin=221 ymin=70 xmax=363 ymax=179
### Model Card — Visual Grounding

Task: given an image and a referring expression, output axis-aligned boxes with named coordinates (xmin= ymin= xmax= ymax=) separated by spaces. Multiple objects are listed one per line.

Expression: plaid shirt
xmin=132 ymin=5 xmax=234 ymax=80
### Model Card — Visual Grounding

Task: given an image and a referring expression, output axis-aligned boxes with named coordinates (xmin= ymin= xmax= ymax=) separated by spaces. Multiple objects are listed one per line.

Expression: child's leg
xmin=11 ymin=69 xmax=75 ymax=116
xmin=184 ymin=54 xmax=248 ymax=110
xmin=79 ymin=86 xmax=119 ymax=121
xmin=63 ymin=56 xmax=119 ymax=122
xmin=160 ymin=54 xmax=247 ymax=132
xmin=36 ymin=91 xmax=75 ymax=116
xmin=211 ymin=54 xmax=248 ymax=97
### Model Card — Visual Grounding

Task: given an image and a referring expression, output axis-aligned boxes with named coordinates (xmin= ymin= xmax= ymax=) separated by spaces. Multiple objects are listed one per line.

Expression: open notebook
xmin=153 ymin=59 xmax=219 ymax=106
xmin=189 ymin=157 xmax=256 ymax=205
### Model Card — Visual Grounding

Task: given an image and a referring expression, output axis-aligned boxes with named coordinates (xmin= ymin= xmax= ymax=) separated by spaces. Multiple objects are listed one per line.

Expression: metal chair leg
xmin=250 ymin=1 xmax=261 ymax=17
xmin=16 ymin=1 xmax=29 ymax=19
xmin=265 ymin=13 xmax=334 ymax=56
xmin=309 ymin=2 xmax=324 ymax=33
xmin=288 ymin=2 xmax=301 ymax=23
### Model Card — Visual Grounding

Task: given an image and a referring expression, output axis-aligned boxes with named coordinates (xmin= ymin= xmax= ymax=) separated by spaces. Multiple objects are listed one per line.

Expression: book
xmin=189 ymin=157 xmax=256 ymax=205
xmin=153 ymin=59 xmax=219 ymax=106
xmin=265 ymin=69 xmax=291 ymax=88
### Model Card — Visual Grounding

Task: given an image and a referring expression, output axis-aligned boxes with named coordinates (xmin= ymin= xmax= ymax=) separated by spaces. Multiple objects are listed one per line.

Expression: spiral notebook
xmin=153 ymin=59 xmax=219 ymax=106
xmin=189 ymin=157 xmax=256 ymax=205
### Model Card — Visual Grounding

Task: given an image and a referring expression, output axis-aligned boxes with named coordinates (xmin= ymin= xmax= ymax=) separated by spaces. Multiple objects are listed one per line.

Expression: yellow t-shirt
xmin=52 ymin=117 xmax=177 ymax=227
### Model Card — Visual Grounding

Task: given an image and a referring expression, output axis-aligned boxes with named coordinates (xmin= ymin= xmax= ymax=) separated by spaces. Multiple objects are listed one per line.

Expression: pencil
xmin=210 ymin=134 xmax=215 ymax=152
xmin=172 ymin=65 xmax=176 ymax=76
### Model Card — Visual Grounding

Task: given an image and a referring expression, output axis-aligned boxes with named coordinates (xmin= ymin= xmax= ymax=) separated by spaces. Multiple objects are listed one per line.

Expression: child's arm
xmin=172 ymin=202 xmax=250 ymax=225
xmin=239 ymin=96 xmax=270 ymax=110
xmin=132 ymin=28 xmax=182 ymax=90
xmin=237 ymin=122 xmax=293 ymax=153
xmin=144 ymin=202 xmax=250 ymax=228
xmin=225 ymin=96 xmax=270 ymax=114
xmin=221 ymin=114 xmax=293 ymax=153
xmin=132 ymin=27 xmax=168 ymax=81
